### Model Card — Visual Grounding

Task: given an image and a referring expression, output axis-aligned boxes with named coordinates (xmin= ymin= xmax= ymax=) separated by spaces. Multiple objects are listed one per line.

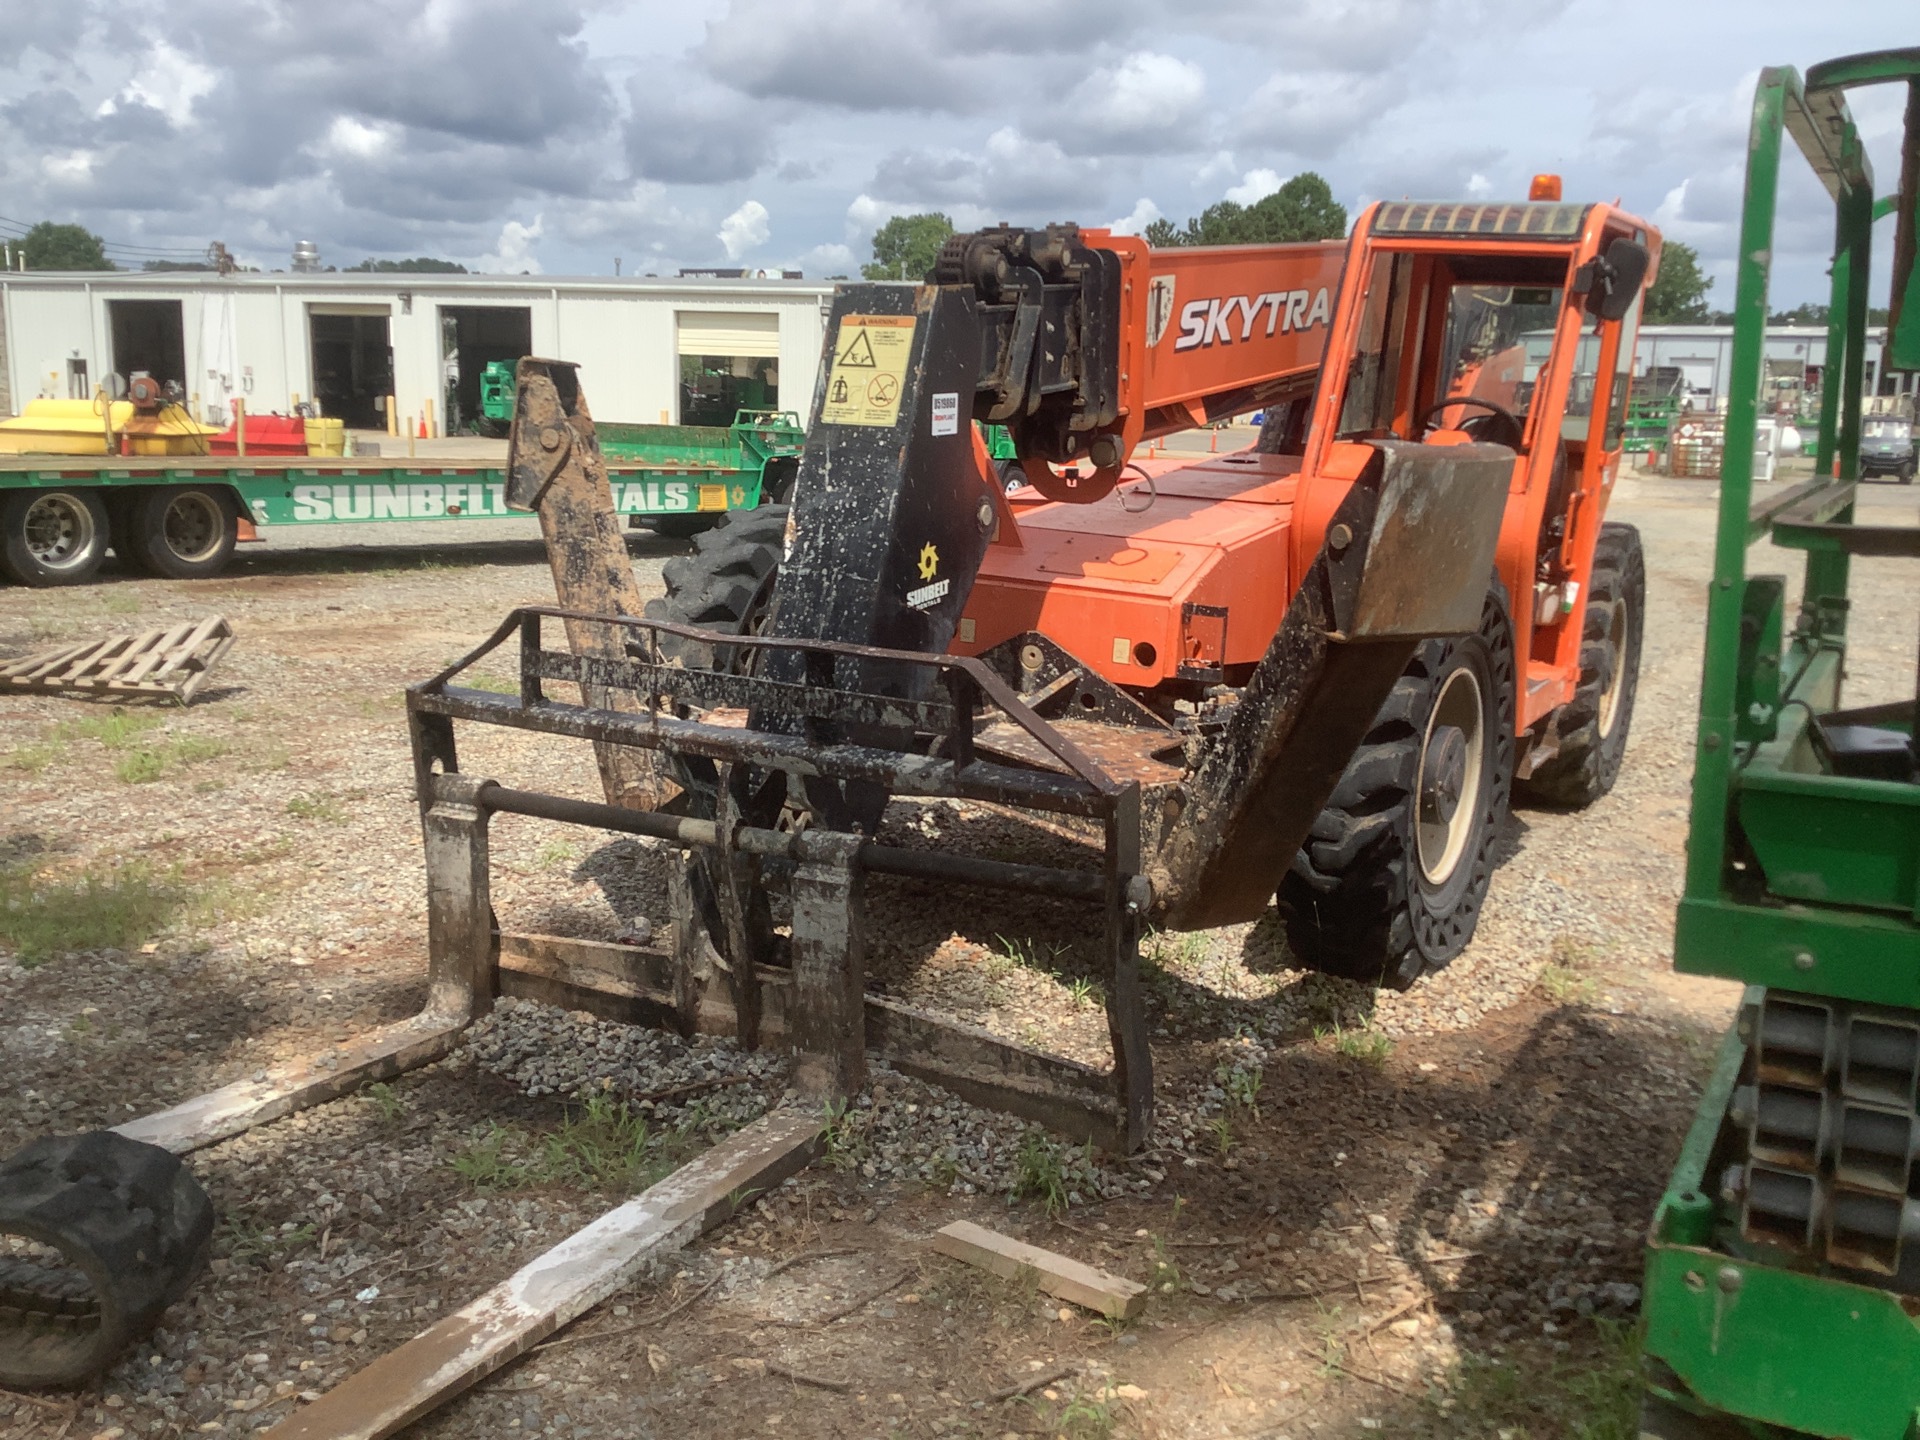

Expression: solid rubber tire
xmin=0 ymin=489 xmax=111 ymax=587
xmin=0 ymin=1131 xmax=213 ymax=1388
xmin=1276 ymin=585 xmax=1517 ymax=990
xmin=125 ymin=486 xmax=238 ymax=580
xmin=1515 ymin=521 xmax=1644 ymax=809
xmin=642 ymin=504 xmax=788 ymax=671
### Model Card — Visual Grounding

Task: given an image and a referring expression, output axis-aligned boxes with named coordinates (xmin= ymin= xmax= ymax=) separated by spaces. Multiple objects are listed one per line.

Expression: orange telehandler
xmin=408 ymin=190 xmax=1660 ymax=1149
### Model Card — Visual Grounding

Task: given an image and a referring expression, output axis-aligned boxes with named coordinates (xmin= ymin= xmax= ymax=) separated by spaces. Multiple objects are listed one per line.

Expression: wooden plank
xmin=1 ymin=637 xmax=95 ymax=680
xmin=174 ymin=632 xmax=235 ymax=704
xmin=158 ymin=613 xmax=224 ymax=669
xmin=117 ymin=620 xmax=197 ymax=684
xmin=262 ymin=1109 xmax=821 ymax=1440
xmin=929 ymin=1220 xmax=1147 ymax=1320
xmin=39 ymin=636 xmax=121 ymax=681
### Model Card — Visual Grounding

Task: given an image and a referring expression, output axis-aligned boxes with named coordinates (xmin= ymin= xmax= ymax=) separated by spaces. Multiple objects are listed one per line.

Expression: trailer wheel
xmin=1277 ymin=585 xmax=1516 ymax=990
xmin=1515 ymin=522 xmax=1644 ymax=809
xmin=643 ymin=504 xmax=788 ymax=672
xmin=0 ymin=489 xmax=111 ymax=587
xmin=999 ymin=459 xmax=1027 ymax=495
xmin=124 ymin=486 xmax=238 ymax=580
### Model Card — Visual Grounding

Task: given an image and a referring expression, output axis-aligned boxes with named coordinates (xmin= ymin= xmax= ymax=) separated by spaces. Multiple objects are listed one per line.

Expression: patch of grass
xmin=1422 ymin=1320 xmax=1642 ymax=1440
xmin=103 ymin=591 xmax=141 ymax=615
xmin=115 ymin=748 xmax=169 ymax=784
xmin=4 ymin=741 xmax=64 ymax=774
xmin=819 ymin=1098 xmax=871 ymax=1172
xmin=222 ymin=1217 xmax=317 ymax=1269
xmin=464 ymin=671 xmax=519 ymax=695
xmin=1539 ymin=936 xmax=1606 ymax=1005
xmin=452 ymin=1095 xmax=666 ymax=1193
xmin=365 ymin=1082 xmax=404 ymax=1123
xmin=0 ymin=859 xmax=194 ymax=965
xmin=1065 ymin=975 xmax=1103 ymax=1009
xmin=1316 ymin=1018 xmax=1393 ymax=1065
xmin=536 ymin=839 xmax=583 ymax=872
xmin=1207 ymin=1113 xmax=1237 ymax=1159
xmin=286 ymin=792 xmax=347 ymax=823
xmin=63 ymin=707 xmax=162 ymax=750
xmin=1012 ymin=1131 xmax=1070 ymax=1218
xmin=1025 ymin=1390 xmax=1117 ymax=1440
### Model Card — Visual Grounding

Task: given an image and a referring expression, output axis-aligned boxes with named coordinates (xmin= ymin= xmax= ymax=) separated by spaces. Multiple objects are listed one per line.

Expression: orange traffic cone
xmin=417 ymin=416 xmax=428 ymax=439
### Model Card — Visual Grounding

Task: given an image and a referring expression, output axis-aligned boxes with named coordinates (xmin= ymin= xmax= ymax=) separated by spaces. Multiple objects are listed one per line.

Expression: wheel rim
xmin=1416 ymin=666 xmax=1486 ymax=886
xmin=162 ymin=493 xmax=223 ymax=563
xmin=1598 ymin=596 xmax=1629 ymax=739
xmin=22 ymin=494 xmax=96 ymax=572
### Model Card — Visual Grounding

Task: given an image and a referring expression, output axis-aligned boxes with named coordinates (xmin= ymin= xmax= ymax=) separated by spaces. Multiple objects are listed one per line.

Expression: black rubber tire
xmin=0 ymin=1131 xmax=213 ymax=1388
xmin=0 ymin=488 xmax=111 ymax=587
xmin=642 ymin=504 xmax=788 ymax=671
xmin=650 ymin=515 xmax=722 ymax=540
xmin=1277 ymin=585 xmax=1517 ymax=990
xmin=1515 ymin=522 xmax=1645 ymax=809
xmin=124 ymin=486 xmax=238 ymax=580
xmin=999 ymin=458 xmax=1027 ymax=495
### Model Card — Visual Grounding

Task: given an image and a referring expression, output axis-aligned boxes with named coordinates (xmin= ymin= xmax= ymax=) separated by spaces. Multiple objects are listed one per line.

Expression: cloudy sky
xmin=0 ymin=1 xmax=1909 ymax=305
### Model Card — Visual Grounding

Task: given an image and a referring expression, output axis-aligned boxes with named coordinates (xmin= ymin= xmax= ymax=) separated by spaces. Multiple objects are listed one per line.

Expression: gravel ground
xmin=1 ymin=464 xmax=1916 ymax=1439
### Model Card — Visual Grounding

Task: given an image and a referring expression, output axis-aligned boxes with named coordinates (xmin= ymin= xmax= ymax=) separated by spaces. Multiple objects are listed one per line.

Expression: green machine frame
xmin=1642 ymin=49 xmax=1920 ymax=1438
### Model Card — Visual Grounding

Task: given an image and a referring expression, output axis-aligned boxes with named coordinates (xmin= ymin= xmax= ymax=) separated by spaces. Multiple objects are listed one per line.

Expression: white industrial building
xmin=1634 ymin=323 xmax=1919 ymax=407
xmin=0 ymin=270 xmax=836 ymax=434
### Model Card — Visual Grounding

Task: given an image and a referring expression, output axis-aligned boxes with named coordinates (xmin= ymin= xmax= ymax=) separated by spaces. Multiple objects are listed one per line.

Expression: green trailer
xmin=1641 ymin=47 xmax=1920 ymax=1438
xmin=0 ymin=408 xmax=805 ymax=586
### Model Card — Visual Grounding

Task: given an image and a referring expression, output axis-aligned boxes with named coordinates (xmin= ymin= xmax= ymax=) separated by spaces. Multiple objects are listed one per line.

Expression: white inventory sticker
xmin=930 ymin=392 xmax=960 ymax=436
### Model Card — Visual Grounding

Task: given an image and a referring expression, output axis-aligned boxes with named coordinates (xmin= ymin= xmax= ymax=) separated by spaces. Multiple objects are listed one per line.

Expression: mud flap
xmin=1148 ymin=439 xmax=1514 ymax=930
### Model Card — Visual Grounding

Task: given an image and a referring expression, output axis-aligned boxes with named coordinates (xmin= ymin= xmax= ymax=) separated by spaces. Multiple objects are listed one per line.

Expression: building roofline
xmin=0 ymin=271 xmax=838 ymax=298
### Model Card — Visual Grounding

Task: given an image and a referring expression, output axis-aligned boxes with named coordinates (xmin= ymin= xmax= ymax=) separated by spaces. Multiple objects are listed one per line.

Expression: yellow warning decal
xmin=820 ymin=314 xmax=916 ymax=427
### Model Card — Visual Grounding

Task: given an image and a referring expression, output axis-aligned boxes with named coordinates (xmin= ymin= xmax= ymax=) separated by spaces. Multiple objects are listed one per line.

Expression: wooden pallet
xmin=0 ymin=616 xmax=235 ymax=704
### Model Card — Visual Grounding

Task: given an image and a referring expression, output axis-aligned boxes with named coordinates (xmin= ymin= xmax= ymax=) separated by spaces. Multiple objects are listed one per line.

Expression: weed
xmin=1312 ymin=1298 xmax=1347 ymax=1375
xmin=819 ymin=1098 xmax=871 ymax=1172
xmin=453 ymin=1095 xmax=664 ymax=1193
xmin=287 ymin=792 xmax=346 ymax=823
xmin=63 ymin=708 xmax=161 ymax=750
xmin=542 ymin=1094 xmax=662 ymax=1190
xmin=1316 ymin=1018 xmax=1393 ymax=1065
xmin=1011 ymin=1131 xmax=1070 ymax=1218
xmin=221 ymin=1216 xmax=316 ymax=1269
xmin=1207 ymin=1113 xmax=1237 ymax=1159
xmin=1422 ymin=1319 xmax=1642 ymax=1440
xmin=5 ymin=741 xmax=64 ymax=774
xmin=1044 ymin=1391 xmax=1118 ymax=1440
xmin=170 ymin=735 xmax=229 ymax=765
xmin=536 ymin=839 xmax=583 ymax=872
xmin=0 ymin=860 xmax=193 ymax=965
xmin=1540 ymin=935 xmax=1606 ymax=1005
xmin=1146 ymin=1236 xmax=1181 ymax=1293
xmin=115 ymin=749 xmax=168 ymax=784
xmin=1215 ymin=1058 xmax=1265 ymax=1118
xmin=365 ymin=1082 xmax=404 ymax=1123
xmin=465 ymin=672 xmax=519 ymax=695
xmin=1065 ymin=975 xmax=1104 ymax=1009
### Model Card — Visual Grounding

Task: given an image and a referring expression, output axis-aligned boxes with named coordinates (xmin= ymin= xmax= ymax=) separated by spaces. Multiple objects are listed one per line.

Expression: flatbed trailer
xmin=0 ymin=409 xmax=804 ymax=586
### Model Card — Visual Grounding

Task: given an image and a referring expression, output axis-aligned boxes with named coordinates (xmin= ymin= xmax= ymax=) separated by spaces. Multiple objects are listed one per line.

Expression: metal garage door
xmin=676 ymin=311 xmax=779 ymax=356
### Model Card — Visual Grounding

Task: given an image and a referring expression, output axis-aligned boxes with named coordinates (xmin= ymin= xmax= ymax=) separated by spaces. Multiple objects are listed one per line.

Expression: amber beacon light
xmin=1529 ymin=173 xmax=1564 ymax=201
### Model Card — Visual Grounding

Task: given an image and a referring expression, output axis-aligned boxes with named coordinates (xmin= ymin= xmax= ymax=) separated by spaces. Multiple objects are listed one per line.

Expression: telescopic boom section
xmin=931 ymin=224 xmax=1343 ymax=501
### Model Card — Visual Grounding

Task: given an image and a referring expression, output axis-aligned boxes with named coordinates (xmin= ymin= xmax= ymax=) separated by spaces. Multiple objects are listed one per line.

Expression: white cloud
xmin=473 ymin=216 xmax=544 ymax=274
xmin=324 ymin=116 xmax=391 ymax=158
xmin=1225 ymin=168 xmax=1281 ymax=205
xmin=1466 ymin=172 xmax=1493 ymax=199
xmin=1067 ymin=51 xmax=1206 ymax=149
xmin=718 ymin=199 xmax=771 ymax=259
xmin=121 ymin=42 xmax=217 ymax=128
xmin=1106 ymin=197 xmax=1162 ymax=235
xmin=41 ymin=150 xmax=98 ymax=183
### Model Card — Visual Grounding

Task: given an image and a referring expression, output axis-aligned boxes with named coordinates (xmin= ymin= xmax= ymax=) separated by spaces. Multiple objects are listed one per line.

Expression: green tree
xmin=862 ymin=212 xmax=953 ymax=281
xmin=16 ymin=221 xmax=114 ymax=270
xmin=1145 ymin=173 xmax=1348 ymax=247
xmin=346 ymin=257 xmax=470 ymax=273
xmin=1643 ymin=240 xmax=1714 ymax=323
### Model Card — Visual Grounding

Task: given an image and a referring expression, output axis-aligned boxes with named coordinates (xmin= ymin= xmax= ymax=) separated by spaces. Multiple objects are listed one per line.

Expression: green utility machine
xmin=1640 ymin=49 xmax=1920 ymax=1437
